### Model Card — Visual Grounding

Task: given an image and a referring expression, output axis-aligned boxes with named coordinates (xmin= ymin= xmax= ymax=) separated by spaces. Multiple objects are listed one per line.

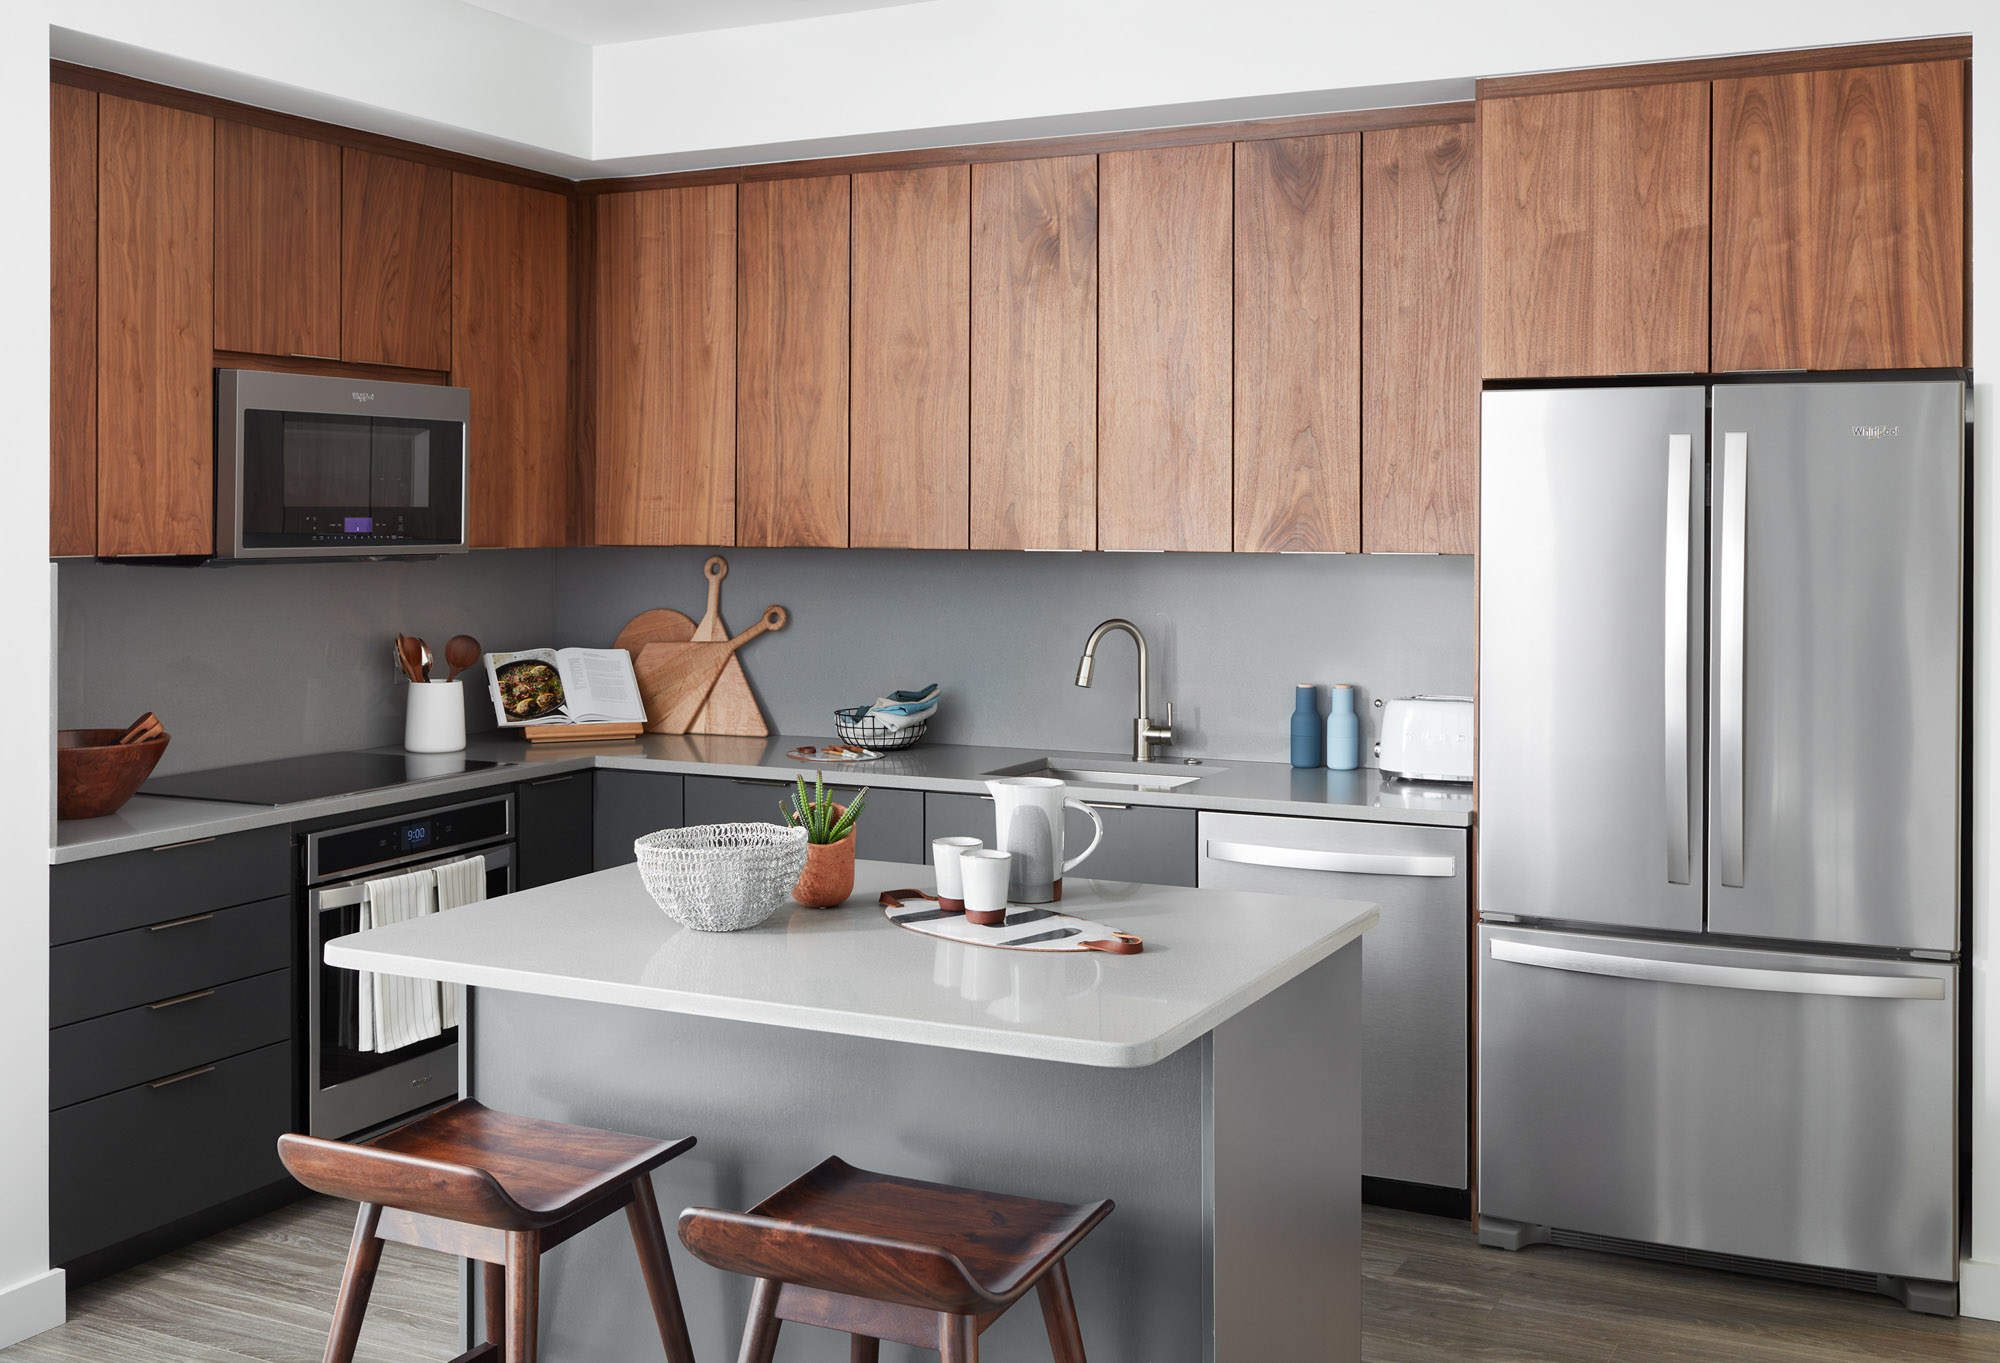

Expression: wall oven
xmin=303 ymin=794 xmax=513 ymax=1138
xmin=216 ymin=368 xmax=470 ymax=559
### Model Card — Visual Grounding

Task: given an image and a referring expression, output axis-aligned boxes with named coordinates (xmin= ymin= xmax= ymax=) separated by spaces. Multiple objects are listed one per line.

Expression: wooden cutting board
xmin=612 ymin=556 xmax=768 ymax=736
xmin=633 ymin=607 xmax=786 ymax=735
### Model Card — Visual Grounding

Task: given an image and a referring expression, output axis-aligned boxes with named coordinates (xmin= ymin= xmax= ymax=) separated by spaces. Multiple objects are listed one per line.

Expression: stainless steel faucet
xmin=1075 ymin=618 xmax=1174 ymax=761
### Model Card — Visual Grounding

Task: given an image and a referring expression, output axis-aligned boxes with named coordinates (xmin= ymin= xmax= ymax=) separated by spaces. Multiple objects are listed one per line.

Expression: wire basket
xmin=833 ymin=708 xmax=929 ymax=751
xmin=634 ymin=823 xmax=809 ymax=932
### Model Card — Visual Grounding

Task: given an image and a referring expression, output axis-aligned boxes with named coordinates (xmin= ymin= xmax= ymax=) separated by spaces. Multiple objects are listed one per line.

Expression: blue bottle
xmin=1290 ymin=685 xmax=1324 ymax=768
xmin=1326 ymin=684 xmax=1359 ymax=770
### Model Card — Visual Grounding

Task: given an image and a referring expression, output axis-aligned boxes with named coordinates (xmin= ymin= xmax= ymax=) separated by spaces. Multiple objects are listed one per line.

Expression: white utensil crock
xmin=983 ymin=776 xmax=1104 ymax=904
xmin=405 ymin=679 xmax=467 ymax=753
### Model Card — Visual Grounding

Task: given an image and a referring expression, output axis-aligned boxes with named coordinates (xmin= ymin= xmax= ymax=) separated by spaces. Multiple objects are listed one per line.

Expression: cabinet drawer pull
xmin=147 ymin=1064 xmax=216 ymax=1089
xmin=150 ymin=836 xmax=218 ymax=852
xmin=1078 ymin=802 xmax=1131 ymax=811
xmin=1203 ymin=840 xmax=1457 ymax=878
xmin=527 ymin=774 xmax=577 ymax=786
xmin=147 ymin=988 xmax=217 ymax=1011
xmin=148 ymin=912 xmax=217 ymax=932
xmin=730 ymin=779 xmax=782 ymax=788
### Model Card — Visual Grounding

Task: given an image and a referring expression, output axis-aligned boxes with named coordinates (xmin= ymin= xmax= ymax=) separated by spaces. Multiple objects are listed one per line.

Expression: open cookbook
xmin=483 ymin=647 xmax=647 ymax=727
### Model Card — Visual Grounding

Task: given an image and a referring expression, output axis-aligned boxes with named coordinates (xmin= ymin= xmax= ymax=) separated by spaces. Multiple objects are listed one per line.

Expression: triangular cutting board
xmin=611 ymin=556 xmax=769 ymax=736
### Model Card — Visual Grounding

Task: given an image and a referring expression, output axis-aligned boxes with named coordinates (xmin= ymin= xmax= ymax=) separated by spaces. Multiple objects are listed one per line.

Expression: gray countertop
xmin=52 ymin=731 xmax=1473 ymax=863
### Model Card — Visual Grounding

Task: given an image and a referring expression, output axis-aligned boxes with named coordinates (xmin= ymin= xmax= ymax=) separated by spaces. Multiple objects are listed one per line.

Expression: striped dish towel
xmin=433 ymin=854 xmax=487 ymax=1030
xmin=360 ymin=866 xmax=440 ymax=1053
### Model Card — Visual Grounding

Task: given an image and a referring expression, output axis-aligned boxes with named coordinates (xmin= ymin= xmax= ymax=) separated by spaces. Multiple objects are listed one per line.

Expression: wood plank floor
xmin=6 ymin=1197 xmax=2000 ymax=1360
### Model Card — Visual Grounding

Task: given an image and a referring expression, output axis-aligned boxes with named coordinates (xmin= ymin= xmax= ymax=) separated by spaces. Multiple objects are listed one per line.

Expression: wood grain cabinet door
xmin=97 ymin=94 xmax=214 ymax=557
xmin=737 ymin=175 xmax=851 ymax=548
xmin=1480 ymin=82 xmax=1710 ymax=378
xmin=970 ymin=155 xmax=1097 ymax=551
xmin=1362 ymin=123 xmax=1480 ymax=555
xmin=594 ymin=184 xmax=736 ymax=546
xmin=452 ymin=174 xmax=572 ymax=548
xmin=851 ymin=165 xmax=971 ymax=549
xmin=1233 ymin=134 xmax=1360 ymax=553
xmin=51 ymin=83 xmax=97 ymax=558
xmin=1098 ymin=143 xmax=1233 ymax=551
xmin=1713 ymin=60 xmax=1965 ymax=372
xmin=341 ymin=148 xmax=452 ymax=371
xmin=213 ymin=122 xmax=340 ymax=360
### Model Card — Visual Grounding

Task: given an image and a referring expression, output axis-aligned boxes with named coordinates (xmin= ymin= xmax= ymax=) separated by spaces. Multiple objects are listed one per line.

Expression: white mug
xmin=931 ymin=836 xmax=983 ymax=912
xmin=959 ymin=849 xmax=1013 ymax=926
xmin=983 ymin=777 xmax=1104 ymax=904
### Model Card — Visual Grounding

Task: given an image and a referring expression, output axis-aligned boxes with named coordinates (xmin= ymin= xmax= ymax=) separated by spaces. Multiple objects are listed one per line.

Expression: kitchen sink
xmin=982 ymin=757 xmax=1218 ymax=791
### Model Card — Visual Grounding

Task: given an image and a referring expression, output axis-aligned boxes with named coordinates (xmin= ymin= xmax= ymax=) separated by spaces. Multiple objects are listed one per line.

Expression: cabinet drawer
xmin=517 ymin=771 xmax=594 ymax=888
xmin=924 ymin=793 xmax=1198 ymax=888
xmin=51 ymin=968 xmax=292 ymax=1111
xmin=51 ymin=825 xmax=291 ymax=944
xmin=50 ymin=1039 xmax=293 ymax=1267
xmin=684 ymin=776 xmax=924 ymax=864
xmin=594 ymin=770 xmax=684 ymax=870
xmin=51 ymin=895 xmax=291 ymax=1027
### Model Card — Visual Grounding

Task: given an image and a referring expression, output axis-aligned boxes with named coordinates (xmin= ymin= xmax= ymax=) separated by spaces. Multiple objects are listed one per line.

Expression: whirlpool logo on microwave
xmin=351 ymin=391 xmax=376 ymax=404
xmin=1852 ymin=424 xmax=1900 ymax=440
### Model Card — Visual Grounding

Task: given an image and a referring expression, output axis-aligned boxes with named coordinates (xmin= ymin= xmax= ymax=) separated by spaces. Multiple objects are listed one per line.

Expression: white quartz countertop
xmin=324 ymin=858 xmax=1377 ymax=1069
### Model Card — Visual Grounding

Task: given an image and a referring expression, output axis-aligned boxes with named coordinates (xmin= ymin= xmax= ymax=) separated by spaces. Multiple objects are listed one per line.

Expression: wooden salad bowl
xmin=57 ymin=727 xmax=170 ymax=821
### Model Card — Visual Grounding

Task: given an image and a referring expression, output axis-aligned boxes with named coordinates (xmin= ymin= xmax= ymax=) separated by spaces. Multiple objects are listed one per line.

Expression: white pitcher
xmin=984 ymin=777 xmax=1104 ymax=904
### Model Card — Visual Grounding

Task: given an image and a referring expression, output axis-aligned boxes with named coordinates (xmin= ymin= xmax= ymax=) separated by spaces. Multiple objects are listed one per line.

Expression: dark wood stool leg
xmin=939 ymin=1313 xmax=978 ymax=1363
xmin=1036 ymin=1259 xmax=1087 ymax=1363
xmin=738 ymin=1277 xmax=783 ymax=1363
xmin=504 ymin=1230 xmax=540 ymax=1363
xmin=849 ymin=1336 xmax=880 ymax=1362
xmin=626 ymin=1175 xmax=697 ymax=1363
xmin=324 ymin=1203 xmax=385 ymax=1363
xmin=482 ymin=1260 xmax=507 ymax=1346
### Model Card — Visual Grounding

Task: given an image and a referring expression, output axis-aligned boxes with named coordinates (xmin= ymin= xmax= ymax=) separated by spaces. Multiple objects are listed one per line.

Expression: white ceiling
xmin=460 ymin=0 xmax=930 ymax=45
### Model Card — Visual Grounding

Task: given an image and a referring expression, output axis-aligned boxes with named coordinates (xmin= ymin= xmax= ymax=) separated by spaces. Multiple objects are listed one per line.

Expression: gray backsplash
xmin=56 ymin=547 xmax=1472 ymax=775
xmin=553 ymin=548 xmax=1474 ymax=765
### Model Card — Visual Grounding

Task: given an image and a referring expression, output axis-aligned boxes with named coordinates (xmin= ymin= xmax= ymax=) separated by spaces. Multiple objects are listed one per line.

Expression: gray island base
xmin=327 ymin=860 xmax=1376 ymax=1362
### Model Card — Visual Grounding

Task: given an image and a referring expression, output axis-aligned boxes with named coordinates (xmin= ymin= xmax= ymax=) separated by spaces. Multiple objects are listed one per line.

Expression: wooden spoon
xmin=396 ymin=634 xmax=427 ymax=684
xmin=118 ymin=711 xmax=163 ymax=745
xmin=444 ymin=634 xmax=482 ymax=683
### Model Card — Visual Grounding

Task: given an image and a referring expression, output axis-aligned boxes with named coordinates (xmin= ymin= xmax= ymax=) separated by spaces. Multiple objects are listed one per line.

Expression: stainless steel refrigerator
xmin=1477 ymin=379 xmax=1964 ymax=1311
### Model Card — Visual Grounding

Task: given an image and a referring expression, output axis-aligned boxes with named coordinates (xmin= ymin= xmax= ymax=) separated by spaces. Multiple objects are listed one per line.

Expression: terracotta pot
xmin=792 ymin=806 xmax=857 ymax=909
xmin=57 ymin=728 xmax=170 ymax=821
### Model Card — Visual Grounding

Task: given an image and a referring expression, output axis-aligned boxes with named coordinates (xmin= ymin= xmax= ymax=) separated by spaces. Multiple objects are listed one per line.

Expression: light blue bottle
xmin=1290 ymin=685 xmax=1324 ymax=768
xmin=1326 ymin=684 xmax=1359 ymax=770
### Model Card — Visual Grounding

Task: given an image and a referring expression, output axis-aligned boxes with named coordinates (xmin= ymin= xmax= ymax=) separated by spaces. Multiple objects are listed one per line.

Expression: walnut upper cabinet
xmin=1362 ymin=122 xmax=1480 ymax=555
xmin=213 ymin=122 xmax=341 ymax=360
xmin=97 ymin=94 xmax=215 ymax=558
xmin=51 ymin=84 xmax=97 ymax=558
xmin=1098 ymin=143 xmax=1233 ymax=552
xmin=452 ymin=174 xmax=572 ymax=548
xmin=1480 ymin=82 xmax=1710 ymax=378
xmin=1713 ymin=60 xmax=1966 ymax=372
xmin=970 ymin=155 xmax=1098 ymax=551
xmin=341 ymin=149 xmax=452 ymax=371
xmin=1232 ymin=134 xmax=1360 ymax=553
xmin=594 ymin=184 xmax=737 ymax=546
xmin=851 ymin=166 xmax=972 ymax=550
xmin=737 ymin=175 xmax=851 ymax=549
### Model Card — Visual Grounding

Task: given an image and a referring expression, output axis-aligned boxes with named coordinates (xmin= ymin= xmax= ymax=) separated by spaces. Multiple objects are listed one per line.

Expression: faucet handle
xmin=1164 ymin=700 xmax=1174 ymax=738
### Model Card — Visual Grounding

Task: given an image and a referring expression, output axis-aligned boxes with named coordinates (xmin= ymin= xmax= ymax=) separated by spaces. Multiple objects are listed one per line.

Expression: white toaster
xmin=1373 ymin=695 xmax=1474 ymax=783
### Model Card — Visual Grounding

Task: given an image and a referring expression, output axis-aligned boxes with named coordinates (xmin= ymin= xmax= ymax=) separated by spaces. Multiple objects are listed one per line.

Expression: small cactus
xmin=783 ymin=772 xmax=867 ymax=844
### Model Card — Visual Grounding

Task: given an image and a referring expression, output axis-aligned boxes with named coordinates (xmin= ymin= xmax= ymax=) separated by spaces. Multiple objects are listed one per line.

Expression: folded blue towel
xmin=882 ymin=684 xmax=940 ymax=706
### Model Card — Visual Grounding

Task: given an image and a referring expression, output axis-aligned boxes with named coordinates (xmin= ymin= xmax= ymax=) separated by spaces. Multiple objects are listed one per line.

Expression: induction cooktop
xmin=140 ymin=751 xmax=507 ymax=807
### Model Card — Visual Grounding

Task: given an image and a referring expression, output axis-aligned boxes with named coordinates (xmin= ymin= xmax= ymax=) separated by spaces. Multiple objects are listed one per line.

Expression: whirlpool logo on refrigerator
xmin=1852 ymin=424 xmax=1900 ymax=440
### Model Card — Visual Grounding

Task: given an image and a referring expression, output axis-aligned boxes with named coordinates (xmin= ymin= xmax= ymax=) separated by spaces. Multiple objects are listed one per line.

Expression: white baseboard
xmin=1960 ymin=1257 xmax=2000 ymax=1321
xmin=0 ymin=1268 xmax=63 ymax=1348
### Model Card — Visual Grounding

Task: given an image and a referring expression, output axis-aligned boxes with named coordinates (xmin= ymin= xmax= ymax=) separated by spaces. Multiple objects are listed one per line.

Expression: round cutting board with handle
xmin=613 ymin=556 xmax=769 ymax=736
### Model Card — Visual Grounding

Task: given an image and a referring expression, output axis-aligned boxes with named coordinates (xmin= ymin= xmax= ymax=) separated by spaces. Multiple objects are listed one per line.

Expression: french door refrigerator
xmin=1477 ymin=379 xmax=1964 ymax=1312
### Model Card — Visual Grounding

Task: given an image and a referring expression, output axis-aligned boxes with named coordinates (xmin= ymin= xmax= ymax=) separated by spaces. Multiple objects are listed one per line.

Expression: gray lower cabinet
xmin=1196 ymin=811 xmax=1468 ymax=1196
xmin=684 ymin=775 xmax=925 ymax=864
xmin=923 ymin=792 xmax=1198 ymax=888
xmin=593 ymin=770 xmax=685 ymax=870
xmin=517 ymin=770 xmax=594 ymax=888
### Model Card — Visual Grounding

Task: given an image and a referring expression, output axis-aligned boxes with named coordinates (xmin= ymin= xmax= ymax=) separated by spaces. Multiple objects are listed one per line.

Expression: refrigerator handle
xmin=1489 ymin=938 xmax=1945 ymax=1000
xmin=1718 ymin=430 xmax=1748 ymax=887
xmin=1664 ymin=434 xmax=1693 ymax=885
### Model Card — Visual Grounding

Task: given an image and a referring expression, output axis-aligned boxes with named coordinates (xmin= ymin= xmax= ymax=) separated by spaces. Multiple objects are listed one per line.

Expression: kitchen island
xmin=327 ymin=859 xmax=1376 ymax=1362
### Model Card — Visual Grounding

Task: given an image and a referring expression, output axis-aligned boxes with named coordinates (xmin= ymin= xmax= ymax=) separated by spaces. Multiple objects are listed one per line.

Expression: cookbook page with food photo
xmin=484 ymin=647 xmax=648 ymax=726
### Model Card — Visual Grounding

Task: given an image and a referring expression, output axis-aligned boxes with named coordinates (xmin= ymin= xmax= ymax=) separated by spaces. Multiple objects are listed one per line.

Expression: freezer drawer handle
xmin=1203 ymin=840 xmax=1456 ymax=878
xmin=1489 ymin=938 xmax=1945 ymax=999
xmin=1718 ymin=429 xmax=1748 ymax=887
xmin=1663 ymin=432 xmax=1694 ymax=885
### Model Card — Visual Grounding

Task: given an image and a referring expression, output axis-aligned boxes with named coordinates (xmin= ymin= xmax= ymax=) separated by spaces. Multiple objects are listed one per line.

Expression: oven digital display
xmin=403 ymin=822 xmax=432 ymax=851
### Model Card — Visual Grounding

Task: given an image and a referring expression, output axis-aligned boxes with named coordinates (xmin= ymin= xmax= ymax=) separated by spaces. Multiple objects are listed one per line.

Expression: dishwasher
xmin=1197 ymin=811 xmax=1468 ymax=1209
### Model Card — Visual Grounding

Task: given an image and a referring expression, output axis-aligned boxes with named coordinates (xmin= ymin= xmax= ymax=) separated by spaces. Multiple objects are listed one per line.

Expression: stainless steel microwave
xmin=215 ymin=369 xmax=470 ymax=560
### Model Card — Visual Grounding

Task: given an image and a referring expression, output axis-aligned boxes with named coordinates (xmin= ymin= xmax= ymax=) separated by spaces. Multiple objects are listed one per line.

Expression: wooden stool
xmin=678 ymin=1157 xmax=1113 ymax=1363
xmin=278 ymin=1099 xmax=698 ymax=1363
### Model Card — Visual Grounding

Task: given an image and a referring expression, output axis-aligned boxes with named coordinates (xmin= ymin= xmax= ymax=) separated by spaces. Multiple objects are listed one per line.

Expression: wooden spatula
xmin=634 ymin=606 xmax=787 ymax=734
xmin=118 ymin=712 xmax=164 ymax=745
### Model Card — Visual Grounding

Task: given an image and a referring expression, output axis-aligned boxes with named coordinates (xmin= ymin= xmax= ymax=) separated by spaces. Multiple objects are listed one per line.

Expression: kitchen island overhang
xmin=328 ymin=860 xmax=1376 ymax=1362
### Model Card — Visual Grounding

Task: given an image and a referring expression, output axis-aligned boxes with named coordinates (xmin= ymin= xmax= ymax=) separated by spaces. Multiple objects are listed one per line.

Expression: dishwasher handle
xmin=1203 ymin=839 xmax=1456 ymax=878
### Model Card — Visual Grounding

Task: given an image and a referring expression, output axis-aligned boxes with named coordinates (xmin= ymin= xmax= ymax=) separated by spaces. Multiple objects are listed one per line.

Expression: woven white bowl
xmin=634 ymin=823 xmax=810 ymax=932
